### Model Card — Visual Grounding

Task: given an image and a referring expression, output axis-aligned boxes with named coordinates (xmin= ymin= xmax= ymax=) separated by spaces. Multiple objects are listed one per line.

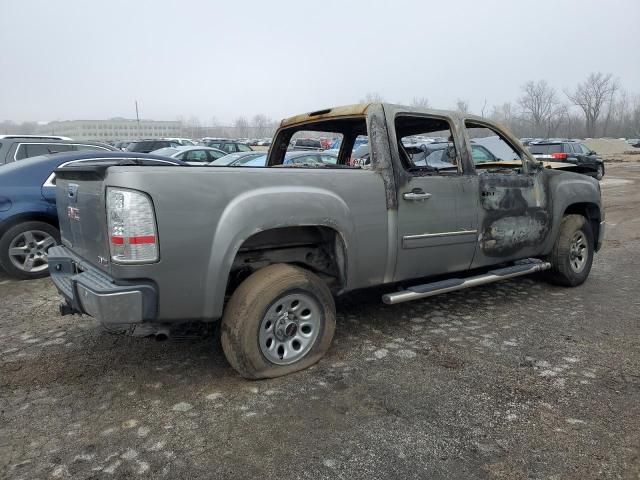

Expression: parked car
xmin=114 ymin=141 xmax=132 ymax=151
xmin=151 ymin=146 xmax=226 ymax=165
xmin=626 ymin=138 xmax=640 ymax=148
xmin=528 ymin=141 xmax=605 ymax=180
xmin=0 ymin=152 xmax=185 ymax=279
xmin=213 ymin=151 xmax=337 ymax=167
xmin=126 ymin=139 xmax=183 ymax=153
xmin=0 ymin=136 xmax=115 ymax=166
xmin=163 ymin=137 xmax=196 ymax=146
xmin=200 ymin=139 xmax=253 ymax=154
xmin=210 ymin=152 xmax=267 ymax=166
xmin=291 ymin=138 xmax=323 ymax=151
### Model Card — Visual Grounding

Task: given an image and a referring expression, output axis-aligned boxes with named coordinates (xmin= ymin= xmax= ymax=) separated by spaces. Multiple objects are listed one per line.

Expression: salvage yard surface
xmin=1 ymin=164 xmax=639 ymax=480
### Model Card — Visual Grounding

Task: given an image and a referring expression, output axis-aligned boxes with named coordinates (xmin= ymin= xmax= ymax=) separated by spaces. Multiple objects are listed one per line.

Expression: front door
xmin=389 ymin=112 xmax=478 ymax=282
xmin=464 ymin=121 xmax=553 ymax=267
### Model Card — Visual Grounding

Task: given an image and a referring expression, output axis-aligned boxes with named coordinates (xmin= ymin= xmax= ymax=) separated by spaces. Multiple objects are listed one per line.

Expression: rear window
xmin=528 ymin=144 xmax=562 ymax=154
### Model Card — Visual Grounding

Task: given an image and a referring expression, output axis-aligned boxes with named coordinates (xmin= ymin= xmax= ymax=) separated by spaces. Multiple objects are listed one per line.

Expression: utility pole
xmin=135 ymin=100 xmax=141 ymax=138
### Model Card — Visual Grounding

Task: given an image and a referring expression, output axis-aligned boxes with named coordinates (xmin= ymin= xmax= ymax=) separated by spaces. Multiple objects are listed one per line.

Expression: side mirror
xmin=590 ymin=150 xmax=597 ymax=155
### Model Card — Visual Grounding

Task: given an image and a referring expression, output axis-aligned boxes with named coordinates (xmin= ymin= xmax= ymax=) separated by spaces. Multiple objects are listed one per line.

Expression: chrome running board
xmin=382 ymin=260 xmax=551 ymax=305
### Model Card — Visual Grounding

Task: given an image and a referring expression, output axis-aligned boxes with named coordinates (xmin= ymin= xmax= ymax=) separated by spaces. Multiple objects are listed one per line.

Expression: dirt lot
xmin=1 ymin=164 xmax=639 ymax=479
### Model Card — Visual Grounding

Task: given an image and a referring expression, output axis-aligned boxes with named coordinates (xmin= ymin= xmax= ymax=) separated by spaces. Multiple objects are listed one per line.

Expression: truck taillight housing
xmin=106 ymin=188 xmax=158 ymax=263
xmin=551 ymin=153 xmax=568 ymax=160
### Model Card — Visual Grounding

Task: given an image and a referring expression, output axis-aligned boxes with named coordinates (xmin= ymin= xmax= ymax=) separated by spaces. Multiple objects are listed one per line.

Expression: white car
xmin=151 ymin=146 xmax=227 ymax=165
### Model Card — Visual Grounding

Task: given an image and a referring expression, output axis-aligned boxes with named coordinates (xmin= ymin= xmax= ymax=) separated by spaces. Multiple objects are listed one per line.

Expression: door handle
xmin=403 ymin=190 xmax=432 ymax=201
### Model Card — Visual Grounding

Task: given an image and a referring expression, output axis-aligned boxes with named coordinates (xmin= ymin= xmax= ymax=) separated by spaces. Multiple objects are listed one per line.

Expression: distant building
xmin=35 ymin=118 xmax=183 ymax=141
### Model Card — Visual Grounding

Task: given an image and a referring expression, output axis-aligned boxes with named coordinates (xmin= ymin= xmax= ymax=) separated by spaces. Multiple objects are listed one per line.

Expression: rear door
xmin=388 ymin=110 xmax=478 ymax=282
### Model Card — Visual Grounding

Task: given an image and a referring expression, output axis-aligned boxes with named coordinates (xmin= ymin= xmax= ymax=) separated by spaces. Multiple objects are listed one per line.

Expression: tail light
xmin=106 ymin=188 xmax=158 ymax=263
xmin=551 ymin=153 xmax=568 ymax=160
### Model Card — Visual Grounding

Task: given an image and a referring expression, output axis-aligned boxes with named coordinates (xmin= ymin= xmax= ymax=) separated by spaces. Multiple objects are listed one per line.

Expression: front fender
xmin=542 ymin=171 xmax=602 ymax=254
xmin=203 ymin=186 xmax=357 ymax=319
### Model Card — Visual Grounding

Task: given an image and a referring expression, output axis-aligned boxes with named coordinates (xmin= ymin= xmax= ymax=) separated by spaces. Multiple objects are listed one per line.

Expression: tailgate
xmin=55 ymin=170 xmax=111 ymax=273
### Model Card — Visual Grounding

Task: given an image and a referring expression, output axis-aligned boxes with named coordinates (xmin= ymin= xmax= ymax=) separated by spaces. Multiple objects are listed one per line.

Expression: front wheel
xmin=546 ymin=214 xmax=594 ymax=287
xmin=220 ymin=264 xmax=336 ymax=379
xmin=595 ymin=164 xmax=604 ymax=181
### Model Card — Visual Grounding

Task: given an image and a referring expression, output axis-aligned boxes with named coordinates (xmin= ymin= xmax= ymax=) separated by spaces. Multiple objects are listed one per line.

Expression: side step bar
xmin=382 ymin=261 xmax=551 ymax=305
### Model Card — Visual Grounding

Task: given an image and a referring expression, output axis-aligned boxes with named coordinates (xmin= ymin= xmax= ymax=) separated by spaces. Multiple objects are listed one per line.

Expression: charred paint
xmin=478 ymin=173 xmax=552 ymax=257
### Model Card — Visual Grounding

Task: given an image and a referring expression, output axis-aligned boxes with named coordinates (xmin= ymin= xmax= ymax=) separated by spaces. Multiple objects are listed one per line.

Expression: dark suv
xmin=0 ymin=136 xmax=115 ymax=166
xmin=125 ymin=139 xmax=182 ymax=153
xmin=528 ymin=141 xmax=604 ymax=180
xmin=200 ymin=139 xmax=253 ymax=154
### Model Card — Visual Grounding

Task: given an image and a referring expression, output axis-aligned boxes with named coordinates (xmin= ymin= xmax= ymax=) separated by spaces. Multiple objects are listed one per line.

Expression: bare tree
xmin=411 ymin=97 xmax=430 ymax=108
xmin=480 ymin=99 xmax=488 ymax=118
xmin=455 ymin=99 xmax=469 ymax=114
xmin=252 ymin=114 xmax=269 ymax=137
xmin=565 ymin=72 xmax=619 ymax=138
xmin=234 ymin=116 xmax=250 ymax=137
xmin=518 ymin=80 xmax=562 ymax=136
xmin=360 ymin=92 xmax=384 ymax=103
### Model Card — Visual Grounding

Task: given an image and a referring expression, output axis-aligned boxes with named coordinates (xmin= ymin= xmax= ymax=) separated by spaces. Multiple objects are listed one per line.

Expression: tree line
xmin=364 ymin=72 xmax=640 ymax=139
xmin=2 ymin=72 xmax=638 ymax=140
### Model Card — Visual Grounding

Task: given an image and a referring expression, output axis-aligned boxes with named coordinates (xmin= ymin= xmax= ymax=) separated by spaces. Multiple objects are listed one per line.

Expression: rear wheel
xmin=220 ymin=264 xmax=336 ymax=379
xmin=0 ymin=221 xmax=59 ymax=280
xmin=546 ymin=214 xmax=593 ymax=287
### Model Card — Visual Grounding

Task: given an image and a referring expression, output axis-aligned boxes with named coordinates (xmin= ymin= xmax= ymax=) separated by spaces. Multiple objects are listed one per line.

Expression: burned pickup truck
xmin=49 ymin=103 xmax=604 ymax=379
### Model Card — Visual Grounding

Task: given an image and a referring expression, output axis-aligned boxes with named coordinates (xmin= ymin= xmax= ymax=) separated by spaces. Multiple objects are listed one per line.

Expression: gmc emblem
xmin=67 ymin=206 xmax=80 ymax=221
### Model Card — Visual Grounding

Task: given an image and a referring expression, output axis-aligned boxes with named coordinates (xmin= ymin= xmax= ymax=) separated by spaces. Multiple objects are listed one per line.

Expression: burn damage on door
xmin=478 ymin=174 xmax=551 ymax=256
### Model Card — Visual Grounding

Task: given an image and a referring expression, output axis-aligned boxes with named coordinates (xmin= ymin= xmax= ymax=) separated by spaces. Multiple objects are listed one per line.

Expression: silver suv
xmin=0 ymin=136 xmax=115 ymax=166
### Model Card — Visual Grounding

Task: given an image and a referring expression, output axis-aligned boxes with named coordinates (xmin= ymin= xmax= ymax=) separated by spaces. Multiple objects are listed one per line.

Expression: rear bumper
xmin=48 ymin=246 xmax=157 ymax=325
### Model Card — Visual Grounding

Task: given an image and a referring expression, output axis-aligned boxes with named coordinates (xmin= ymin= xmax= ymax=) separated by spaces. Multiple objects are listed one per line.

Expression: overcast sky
xmin=1 ymin=0 xmax=638 ymax=124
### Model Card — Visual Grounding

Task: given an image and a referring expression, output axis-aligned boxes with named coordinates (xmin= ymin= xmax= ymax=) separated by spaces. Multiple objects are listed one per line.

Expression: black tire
xmin=0 ymin=221 xmax=60 ymax=280
xmin=546 ymin=215 xmax=594 ymax=287
xmin=220 ymin=264 xmax=336 ymax=379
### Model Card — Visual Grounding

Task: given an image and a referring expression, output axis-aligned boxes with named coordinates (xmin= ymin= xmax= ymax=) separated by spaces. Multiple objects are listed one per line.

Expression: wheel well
xmin=563 ymin=203 xmax=601 ymax=250
xmin=0 ymin=213 xmax=59 ymax=239
xmin=227 ymin=226 xmax=347 ymax=297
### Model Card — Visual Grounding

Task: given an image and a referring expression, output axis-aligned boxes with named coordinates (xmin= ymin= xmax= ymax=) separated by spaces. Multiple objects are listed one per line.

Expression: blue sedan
xmin=0 ymin=151 xmax=184 ymax=279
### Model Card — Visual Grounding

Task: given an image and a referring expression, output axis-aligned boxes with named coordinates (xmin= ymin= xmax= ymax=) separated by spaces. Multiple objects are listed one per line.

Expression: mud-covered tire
xmin=0 ymin=221 xmax=59 ymax=280
xmin=220 ymin=264 xmax=336 ymax=379
xmin=546 ymin=214 xmax=594 ymax=287
xmin=595 ymin=164 xmax=604 ymax=181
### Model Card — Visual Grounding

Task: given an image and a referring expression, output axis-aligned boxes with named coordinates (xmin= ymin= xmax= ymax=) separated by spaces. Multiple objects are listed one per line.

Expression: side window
xmin=206 ymin=150 xmax=225 ymax=161
xmin=184 ymin=150 xmax=209 ymax=163
xmin=464 ymin=121 xmax=524 ymax=174
xmin=237 ymin=143 xmax=252 ymax=152
xmin=74 ymin=144 xmax=110 ymax=152
xmin=579 ymin=144 xmax=591 ymax=154
xmin=15 ymin=144 xmax=28 ymax=160
xmin=24 ymin=143 xmax=73 ymax=158
xmin=223 ymin=143 xmax=236 ymax=153
xmin=394 ymin=115 xmax=460 ymax=174
xmin=471 ymin=145 xmax=495 ymax=163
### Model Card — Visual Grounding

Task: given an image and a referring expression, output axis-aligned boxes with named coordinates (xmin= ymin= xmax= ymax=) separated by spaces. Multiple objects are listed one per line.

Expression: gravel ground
xmin=1 ymin=164 xmax=639 ymax=479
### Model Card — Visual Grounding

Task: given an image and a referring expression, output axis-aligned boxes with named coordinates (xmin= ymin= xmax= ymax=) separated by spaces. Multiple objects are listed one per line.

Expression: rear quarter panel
xmin=105 ymin=166 xmax=388 ymax=321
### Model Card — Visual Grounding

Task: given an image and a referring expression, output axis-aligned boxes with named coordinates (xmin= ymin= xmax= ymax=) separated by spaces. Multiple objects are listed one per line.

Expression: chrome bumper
xmin=48 ymin=246 xmax=156 ymax=325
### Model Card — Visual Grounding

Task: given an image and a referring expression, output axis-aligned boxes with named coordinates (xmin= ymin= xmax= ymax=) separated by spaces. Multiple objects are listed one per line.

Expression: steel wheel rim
xmin=259 ymin=292 xmax=322 ymax=365
xmin=569 ymin=231 xmax=588 ymax=273
xmin=8 ymin=230 xmax=56 ymax=273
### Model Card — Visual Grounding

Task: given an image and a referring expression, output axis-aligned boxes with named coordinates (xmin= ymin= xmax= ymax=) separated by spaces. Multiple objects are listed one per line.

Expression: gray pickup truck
xmin=49 ymin=103 xmax=604 ymax=379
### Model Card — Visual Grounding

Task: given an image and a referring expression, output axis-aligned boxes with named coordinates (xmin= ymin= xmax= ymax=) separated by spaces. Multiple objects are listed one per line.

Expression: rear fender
xmin=203 ymin=186 xmax=356 ymax=319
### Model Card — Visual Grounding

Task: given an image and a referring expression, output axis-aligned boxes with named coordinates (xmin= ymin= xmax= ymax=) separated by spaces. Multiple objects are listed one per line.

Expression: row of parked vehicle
xmin=0 ymin=134 xmax=342 ymax=279
xmin=0 ymin=128 xmax=606 ymax=280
